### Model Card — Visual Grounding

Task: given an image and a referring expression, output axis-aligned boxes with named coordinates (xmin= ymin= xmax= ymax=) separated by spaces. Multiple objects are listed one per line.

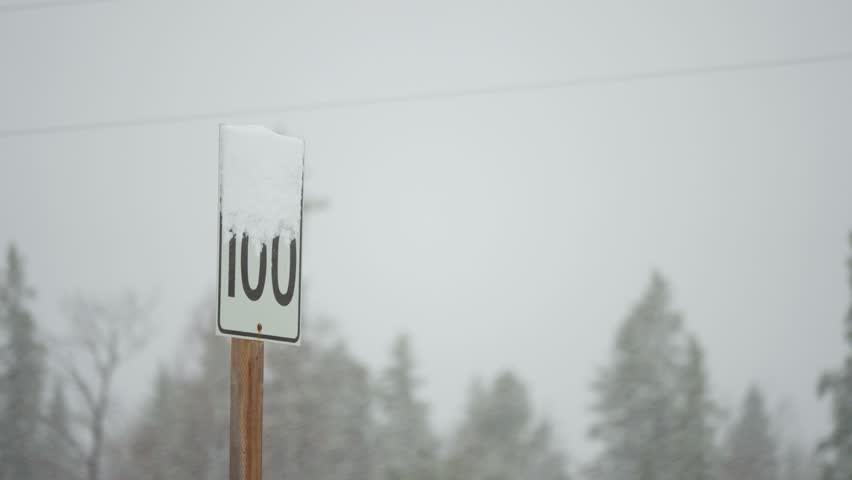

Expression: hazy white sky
xmin=2 ymin=0 xmax=852 ymax=461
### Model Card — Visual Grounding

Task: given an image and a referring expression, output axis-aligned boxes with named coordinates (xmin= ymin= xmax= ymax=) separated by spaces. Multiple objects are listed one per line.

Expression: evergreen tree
xmin=780 ymin=442 xmax=820 ymax=480
xmin=0 ymin=245 xmax=45 ymax=480
xmin=263 ymin=332 xmax=375 ymax=480
xmin=528 ymin=421 xmax=573 ymax=480
xmin=156 ymin=370 xmax=211 ymax=480
xmin=114 ymin=301 xmax=377 ymax=480
xmin=320 ymin=343 xmax=374 ymax=480
xmin=188 ymin=300 xmax=230 ymax=478
xmin=588 ymin=273 xmax=688 ymax=480
xmin=445 ymin=371 xmax=570 ymax=480
xmin=113 ymin=301 xmax=227 ymax=480
xmin=119 ymin=368 xmax=177 ymax=480
xmin=263 ymin=337 xmax=317 ymax=480
xmin=817 ymin=232 xmax=852 ymax=480
xmin=722 ymin=386 xmax=778 ymax=480
xmin=672 ymin=337 xmax=719 ymax=480
xmin=375 ymin=335 xmax=438 ymax=480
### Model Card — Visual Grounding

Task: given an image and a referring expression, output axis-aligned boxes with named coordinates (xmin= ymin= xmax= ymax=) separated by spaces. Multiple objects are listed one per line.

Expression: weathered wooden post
xmin=230 ymin=338 xmax=264 ymax=480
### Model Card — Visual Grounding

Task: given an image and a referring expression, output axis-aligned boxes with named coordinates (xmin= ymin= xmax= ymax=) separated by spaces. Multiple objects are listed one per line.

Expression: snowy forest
xmin=0 ymin=233 xmax=850 ymax=480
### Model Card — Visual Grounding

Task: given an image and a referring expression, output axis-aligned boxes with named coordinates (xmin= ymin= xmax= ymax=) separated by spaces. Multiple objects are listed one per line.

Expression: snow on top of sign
xmin=220 ymin=125 xmax=303 ymax=250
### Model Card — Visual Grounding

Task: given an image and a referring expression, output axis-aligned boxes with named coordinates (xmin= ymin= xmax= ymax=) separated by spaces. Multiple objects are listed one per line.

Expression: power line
xmin=2 ymin=49 xmax=852 ymax=138
xmin=0 ymin=0 xmax=115 ymax=13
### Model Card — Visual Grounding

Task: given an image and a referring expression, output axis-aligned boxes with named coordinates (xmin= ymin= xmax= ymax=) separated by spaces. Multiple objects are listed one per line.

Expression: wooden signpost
xmin=217 ymin=125 xmax=305 ymax=480
xmin=230 ymin=339 xmax=264 ymax=480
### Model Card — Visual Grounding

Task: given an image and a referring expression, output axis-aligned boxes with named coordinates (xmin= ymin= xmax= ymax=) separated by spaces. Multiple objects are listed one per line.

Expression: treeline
xmin=109 ymin=303 xmax=570 ymax=480
xmin=586 ymin=274 xmax=819 ymax=480
xmin=1 ymin=234 xmax=851 ymax=480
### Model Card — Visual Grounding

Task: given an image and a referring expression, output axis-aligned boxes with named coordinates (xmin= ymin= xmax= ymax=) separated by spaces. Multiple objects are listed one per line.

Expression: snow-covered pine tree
xmin=817 ymin=231 xmax=852 ymax=480
xmin=588 ymin=273 xmax=688 ymax=480
xmin=528 ymin=420 xmax=572 ymax=480
xmin=174 ymin=300 xmax=229 ymax=479
xmin=779 ymin=442 xmax=820 ymax=480
xmin=263 ymin=334 xmax=317 ymax=480
xmin=375 ymin=335 xmax=439 ymax=480
xmin=722 ymin=385 xmax=778 ymax=480
xmin=445 ymin=371 xmax=570 ymax=480
xmin=319 ymin=343 xmax=374 ymax=480
xmin=263 ymin=332 xmax=374 ymax=480
xmin=112 ymin=299 xmax=225 ymax=480
xmin=0 ymin=245 xmax=45 ymax=480
xmin=191 ymin=301 xmax=230 ymax=478
xmin=119 ymin=368 xmax=179 ymax=480
xmin=671 ymin=336 xmax=719 ymax=480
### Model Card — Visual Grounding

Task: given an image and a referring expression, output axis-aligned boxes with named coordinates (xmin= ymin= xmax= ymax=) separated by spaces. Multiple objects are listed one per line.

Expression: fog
xmin=1 ymin=2 xmax=851 ymax=479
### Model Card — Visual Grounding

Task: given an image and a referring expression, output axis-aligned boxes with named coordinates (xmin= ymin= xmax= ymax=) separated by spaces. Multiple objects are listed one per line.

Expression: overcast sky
xmin=2 ymin=0 xmax=852 ymax=462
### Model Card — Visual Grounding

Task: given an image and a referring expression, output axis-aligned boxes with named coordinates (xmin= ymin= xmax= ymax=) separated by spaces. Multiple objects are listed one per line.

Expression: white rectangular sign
xmin=217 ymin=125 xmax=304 ymax=344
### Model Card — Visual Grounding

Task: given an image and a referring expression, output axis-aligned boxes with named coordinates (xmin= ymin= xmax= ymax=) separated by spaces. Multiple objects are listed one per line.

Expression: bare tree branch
xmin=60 ymin=290 xmax=156 ymax=480
xmin=67 ymin=368 xmax=97 ymax=414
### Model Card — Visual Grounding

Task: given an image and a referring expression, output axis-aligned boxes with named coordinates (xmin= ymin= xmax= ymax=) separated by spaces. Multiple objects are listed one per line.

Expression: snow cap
xmin=220 ymin=125 xmax=304 ymax=250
